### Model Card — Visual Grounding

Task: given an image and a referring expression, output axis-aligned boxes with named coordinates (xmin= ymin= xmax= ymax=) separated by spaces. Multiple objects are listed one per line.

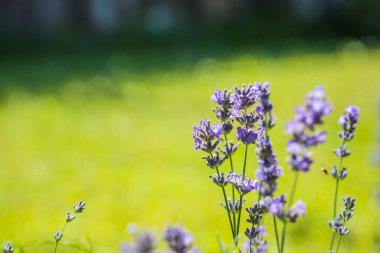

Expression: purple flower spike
xmin=3 ymin=242 xmax=14 ymax=253
xmin=286 ymin=86 xmax=332 ymax=172
xmin=237 ymin=126 xmax=260 ymax=145
xmin=255 ymin=136 xmax=283 ymax=196
xmin=254 ymin=81 xmax=275 ymax=128
xmin=266 ymin=195 xmax=287 ymax=218
xmin=286 ymin=141 xmax=313 ymax=172
xmin=305 ymin=86 xmax=333 ymax=127
xmin=338 ymin=106 xmax=360 ymax=141
xmin=288 ymin=200 xmax=306 ymax=223
xmin=164 ymin=225 xmax=194 ymax=253
xmin=212 ymin=89 xmax=234 ymax=121
xmin=232 ymin=84 xmax=261 ymax=111
xmin=228 ymin=173 xmax=259 ymax=195
xmin=193 ymin=119 xmax=223 ymax=152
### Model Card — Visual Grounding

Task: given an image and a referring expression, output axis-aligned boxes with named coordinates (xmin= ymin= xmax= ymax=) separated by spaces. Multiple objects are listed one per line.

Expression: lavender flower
xmin=219 ymin=141 xmax=239 ymax=157
xmin=266 ymin=195 xmax=287 ymax=218
xmin=66 ymin=212 xmax=76 ymax=222
xmin=54 ymin=232 xmax=63 ymax=242
xmin=286 ymin=87 xmax=332 ymax=172
xmin=74 ymin=201 xmax=86 ymax=213
xmin=242 ymin=226 xmax=268 ymax=253
xmin=221 ymin=198 xmax=245 ymax=214
xmin=228 ymin=173 xmax=259 ymax=195
xmin=193 ymin=119 xmax=223 ymax=152
xmin=286 ymin=141 xmax=312 ymax=172
xmin=212 ymin=89 xmax=234 ymax=121
xmin=209 ymin=171 xmax=230 ymax=187
xmin=338 ymin=106 xmax=360 ymax=141
xmin=164 ymin=225 xmax=194 ymax=253
xmin=202 ymin=151 xmax=226 ymax=169
xmin=121 ymin=231 xmax=156 ymax=253
xmin=246 ymin=203 xmax=265 ymax=225
xmin=255 ymin=137 xmax=283 ymax=196
xmin=287 ymin=200 xmax=306 ymax=223
xmin=329 ymin=196 xmax=356 ymax=236
xmin=236 ymin=126 xmax=260 ymax=145
xmin=254 ymin=82 xmax=275 ymax=128
xmin=3 ymin=243 xmax=14 ymax=253
xmin=232 ymin=84 xmax=261 ymax=111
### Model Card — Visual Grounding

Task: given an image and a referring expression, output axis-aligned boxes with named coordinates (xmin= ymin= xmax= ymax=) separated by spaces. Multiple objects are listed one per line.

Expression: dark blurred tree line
xmin=0 ymin=0 xmax=379 ymax=37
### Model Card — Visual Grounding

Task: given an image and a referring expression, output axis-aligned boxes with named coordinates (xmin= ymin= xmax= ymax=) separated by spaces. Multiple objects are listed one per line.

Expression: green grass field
xmin=0 ymin=44 xmax=379 ymax=252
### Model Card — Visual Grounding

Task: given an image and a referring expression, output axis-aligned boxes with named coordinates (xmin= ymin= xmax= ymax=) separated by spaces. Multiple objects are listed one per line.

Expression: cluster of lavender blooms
xmin=54 ymin=201 xmax=86 ymax=253
xmin=2 ymin=243 xmax=13 ymax=253
xmin=193 ymin=83 xmax=360 ymax=253
xmin=328 ymin=106 xmax=360 ymax=253
xmin=193 ymin=83 xmax=319 ymax=252
xmin=285 ymin=87 xmax=333 ymax=173
xmin=329 ymin=197 xmax=355 ymax=237
xmin=121 ymin=224 xmax=198 ymax=253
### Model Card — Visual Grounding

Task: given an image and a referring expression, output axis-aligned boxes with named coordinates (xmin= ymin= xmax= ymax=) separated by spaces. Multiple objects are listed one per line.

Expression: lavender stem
xmin=280 ymin=170 xmax=300 ymax=253
xmin=54 ymin=221 xmax=68 ymax=253
xmin=273 ymin=215 xmax=281 ymax=253
xmin=216 ymin=166 xmax=236 ymax=242
xmin=236 ymin=144 xmax=249 ymax=244
xmin=329 ymin=140 xmax=346 ymax=251
xmin=224 ymin=133 xmax=237 ymax=234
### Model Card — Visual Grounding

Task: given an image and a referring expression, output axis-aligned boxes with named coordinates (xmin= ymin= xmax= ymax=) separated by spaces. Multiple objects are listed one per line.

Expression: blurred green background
xmin=1 ymin=1 xmax=380 ymax=252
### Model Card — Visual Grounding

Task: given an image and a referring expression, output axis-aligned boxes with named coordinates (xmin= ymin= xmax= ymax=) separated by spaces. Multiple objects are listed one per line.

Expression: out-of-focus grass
xmin=0 ymin=44 xmax=379 ymax=253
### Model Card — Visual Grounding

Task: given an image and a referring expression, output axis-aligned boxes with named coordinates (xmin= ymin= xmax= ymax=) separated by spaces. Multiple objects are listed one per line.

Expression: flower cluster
xmin=121 ymin=225 xmax=198 ymax=253
xmin=254 ymin=82 xmax=275 ymax=129
xmin=329 ymin=197 xmax=355 ymax=236
xmin=244 ymin=203 xmax=268 ymax=253
xmin=164 ymin=225 xmax=196 ymax=253
xmin=338 ymin=106 xmax=360 ymax=141
xmin=193 ymin=119 xmax=223 ymax=153
xmin=286 ymin=86 xmax=332 ymax=172
xmin=255 ymin=137 xmax=283 ymax=196
xmin=193 ymin=83 xmax=360 ymax=253
xmin=228 ymin=173 xmax=259 ymax=196
xmin=121 ymin=225 xmax=156 ymax=253
xmin=2 ymin=242 xmax=13 ymax=253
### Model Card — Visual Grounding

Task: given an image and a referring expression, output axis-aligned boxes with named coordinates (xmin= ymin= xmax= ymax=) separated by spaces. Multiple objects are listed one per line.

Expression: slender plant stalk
xmin=273 ymin=215 xmax=281 ymax=253
xmin=216 ymin=166 xmax=235 ymax=241
xmin=54 ymin=222 xmax=68 ymax=253
xmin=236 ymin=144 xmax=249 ymax=245
xmin=335 ymin=234 xmax=343 ymax=253
xmin=329 ymin=140 xmax=346 ymax=251
xmin=224 ymin=133 xmax=237 ymax=235
xmin=280 ymin=170 xmax=300 ymax=253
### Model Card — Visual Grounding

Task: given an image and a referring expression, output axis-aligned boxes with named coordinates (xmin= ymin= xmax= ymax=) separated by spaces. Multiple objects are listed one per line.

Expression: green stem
xmin=329 ymin=140 xmax=346 ymax=251
xmin=224 ymin=133 xmax=237 ymax=235
xmin=329 ymin=232 xmax=336 ymax=251
xmin=273 ymin=215 xmax=281 ymax=253
xmin=236 ymin=144 xmax=249 ymax=245
xmin=54 ymin=221 xmax=68 ymax=253
xmin=335 ymin=234 xmax=342 ymax=253
xmin=280 ymin=170 xmax=300 ymax=253
xmin=216 ymin=167 xmax=236 ymax=243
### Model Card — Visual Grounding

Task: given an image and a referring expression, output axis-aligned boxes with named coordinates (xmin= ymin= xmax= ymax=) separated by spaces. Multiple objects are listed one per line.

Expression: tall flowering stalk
xmin=54 ymin=201 xmax=86 ymax=253
xmin=192 ymin=84 xmax=360 ymax=253
xmin=252 ymin=82 xmax=282 ymax=253
xmin=280 ymin=87 xmax=332 ymax=253
xmin=193 ymin=84 xmax=263 ymax=246
xmin=328 ymin=106 xmax=359 ymax=252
